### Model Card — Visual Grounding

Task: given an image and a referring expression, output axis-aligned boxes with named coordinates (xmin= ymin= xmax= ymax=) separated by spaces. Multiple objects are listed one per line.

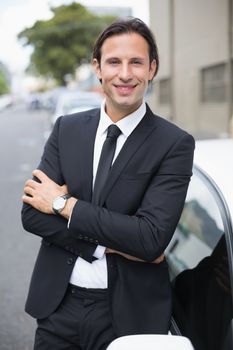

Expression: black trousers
xmin=33 ymin=285 xmax=116 ymax=350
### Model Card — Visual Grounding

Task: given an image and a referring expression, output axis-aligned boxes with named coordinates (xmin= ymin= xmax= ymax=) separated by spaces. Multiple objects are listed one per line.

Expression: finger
xmin=24 ymin=186 xmax=35 ymax=197
xmin=32 ymin=169 xmax=49 ymax=182
xmin=158 ymin=254 xmax=165 ymax=262
xmin=154 ymin=254 xmax=165 ymax=264
xmin=25 ymin=179 xmax=39 ymax=189
xmin=22 ymin=194 xmax=33 ymax=204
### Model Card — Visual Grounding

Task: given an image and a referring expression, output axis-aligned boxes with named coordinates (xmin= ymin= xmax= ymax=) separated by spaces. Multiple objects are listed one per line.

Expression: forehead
xmin=101 ymin=32 xmax=150 ymax=59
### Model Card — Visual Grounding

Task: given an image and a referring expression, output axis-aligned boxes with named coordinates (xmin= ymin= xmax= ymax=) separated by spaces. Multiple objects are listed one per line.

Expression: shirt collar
xmin=98 ymin=100 xmax=146 ymax=138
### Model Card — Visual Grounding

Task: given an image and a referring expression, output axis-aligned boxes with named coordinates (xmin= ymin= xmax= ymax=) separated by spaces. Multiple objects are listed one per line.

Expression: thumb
xmin=61 ymin=184 xmax=68 ymax=193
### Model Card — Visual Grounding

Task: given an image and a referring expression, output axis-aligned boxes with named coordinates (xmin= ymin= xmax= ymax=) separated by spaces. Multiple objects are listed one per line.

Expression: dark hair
xmin=93 ymin=17 xmax=159 ymax=78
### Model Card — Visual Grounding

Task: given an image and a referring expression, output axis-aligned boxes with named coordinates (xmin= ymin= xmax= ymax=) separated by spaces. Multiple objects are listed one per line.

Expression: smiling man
xmin=22 ymin=18 xmax=195 ymax=350
xmin=93 ymin=31 xmax=156 ymax=119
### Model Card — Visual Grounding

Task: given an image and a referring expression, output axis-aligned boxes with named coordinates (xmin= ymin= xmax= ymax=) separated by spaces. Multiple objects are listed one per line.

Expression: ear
xmin=93 ymin=58 xmax=102 ymax=80
xmin=149 ymin=59 xmax=157 ymax=80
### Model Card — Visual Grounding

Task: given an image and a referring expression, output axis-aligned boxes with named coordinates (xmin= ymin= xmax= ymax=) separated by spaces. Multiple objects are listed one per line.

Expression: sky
xmin=0 ymin=0 xmax=149 ymax=74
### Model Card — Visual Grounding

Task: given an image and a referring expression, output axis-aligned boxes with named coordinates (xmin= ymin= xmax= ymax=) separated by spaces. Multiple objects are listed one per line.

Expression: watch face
xmin=53 ymin=196 xmax=66 ymax=211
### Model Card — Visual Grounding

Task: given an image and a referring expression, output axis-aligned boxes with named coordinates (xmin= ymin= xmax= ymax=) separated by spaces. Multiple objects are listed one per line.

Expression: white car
xmin=166 ymin=138 xmax=233 ymax=350
xmin=107 ymin=138 xmax=233 ymax=350
xmin=51 ymin=90 xmax=103 ymax=126
xmin=107 ymin=334 xmax=194 ymax=349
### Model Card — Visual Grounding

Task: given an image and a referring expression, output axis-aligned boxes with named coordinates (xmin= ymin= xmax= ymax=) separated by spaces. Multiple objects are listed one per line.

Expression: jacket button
xmin=78 ymin=234 xmax=83 ymax=239
xmin=67 ymin=257 xmax=74 ymax=265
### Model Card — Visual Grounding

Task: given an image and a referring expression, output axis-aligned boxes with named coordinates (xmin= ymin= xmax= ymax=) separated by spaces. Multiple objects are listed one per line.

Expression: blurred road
xmin=0 ymin=104 xmax=51 ymax=349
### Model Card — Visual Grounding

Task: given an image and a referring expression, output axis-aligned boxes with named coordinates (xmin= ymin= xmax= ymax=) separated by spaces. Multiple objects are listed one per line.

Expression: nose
xmin=118 ymin=63 xmax=132 ymax=81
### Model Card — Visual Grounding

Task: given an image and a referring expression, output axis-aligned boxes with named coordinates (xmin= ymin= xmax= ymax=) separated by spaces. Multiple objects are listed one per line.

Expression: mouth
xmin=114 ymin=84 xmax=137 ymax=95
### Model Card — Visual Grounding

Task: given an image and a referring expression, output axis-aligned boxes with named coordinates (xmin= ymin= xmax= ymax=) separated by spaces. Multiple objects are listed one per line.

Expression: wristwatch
xmin=52 ymin=194 xmax=71 ymax=215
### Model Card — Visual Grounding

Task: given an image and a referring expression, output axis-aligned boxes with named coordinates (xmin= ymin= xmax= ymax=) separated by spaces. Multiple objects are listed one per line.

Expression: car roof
xmin=52 ymin=90 xmax=103 ymax=122
xmin=194 ymin=138 xmax=233 ymax=219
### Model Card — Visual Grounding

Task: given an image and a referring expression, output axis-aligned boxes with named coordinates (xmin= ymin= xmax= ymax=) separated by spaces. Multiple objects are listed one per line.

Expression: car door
xmin=166 ymin=165 xmax=233 ymax=350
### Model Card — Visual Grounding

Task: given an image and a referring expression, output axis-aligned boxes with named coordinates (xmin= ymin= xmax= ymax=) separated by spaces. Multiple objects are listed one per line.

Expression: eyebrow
xmin=105 ymin=57 xmax=120 ymax=61
xmin=130 ymin=57 xmax=146 ymax=62
xmin=105 ymin=57 xmax=146 ymax=62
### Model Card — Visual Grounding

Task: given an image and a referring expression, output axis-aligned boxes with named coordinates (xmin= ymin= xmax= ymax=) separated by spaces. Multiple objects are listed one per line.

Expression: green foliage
xmin=0 ymin=71 xmax=9 ymax=95
xmin=18 ymin=3 xmax=116 ymax=85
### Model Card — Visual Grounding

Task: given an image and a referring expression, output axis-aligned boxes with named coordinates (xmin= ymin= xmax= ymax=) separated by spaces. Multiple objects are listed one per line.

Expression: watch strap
xmin=62 ymin=194 xmax=71 ymax=200
xmin=52 ymin=194 xmax=71 ymax=215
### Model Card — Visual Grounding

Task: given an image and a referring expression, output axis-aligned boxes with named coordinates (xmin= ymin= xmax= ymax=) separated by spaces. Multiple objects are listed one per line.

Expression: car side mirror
xmin=107 ymin=334 xmax=194 ymax=349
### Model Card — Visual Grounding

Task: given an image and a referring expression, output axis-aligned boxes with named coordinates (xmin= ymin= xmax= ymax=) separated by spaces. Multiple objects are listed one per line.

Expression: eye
xmin=131 ymin=59 xmax=143 ymax=65
xmin=109 ymin=59 xmax=120 ymax=65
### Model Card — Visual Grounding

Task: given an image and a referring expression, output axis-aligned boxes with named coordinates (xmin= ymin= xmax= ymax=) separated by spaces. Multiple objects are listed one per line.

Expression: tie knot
xmin=107 ymin=124 xmax=121 ymax=139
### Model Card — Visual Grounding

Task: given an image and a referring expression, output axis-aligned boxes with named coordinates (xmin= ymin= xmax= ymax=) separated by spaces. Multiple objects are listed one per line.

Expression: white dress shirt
xmin=69 ymin=100 xmax=146 ymax=288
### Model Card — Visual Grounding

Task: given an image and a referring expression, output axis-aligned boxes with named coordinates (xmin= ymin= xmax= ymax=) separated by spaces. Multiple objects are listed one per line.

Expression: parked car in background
xmin=166 ymin=138 xmax=233 ymax=350
xmin=51 ymin=90 xmax=103 ymax=126
xmin=27 ymin=93 xmax=42 ymax=110
xmin=0 ymin=93 xmax=13 ymax=111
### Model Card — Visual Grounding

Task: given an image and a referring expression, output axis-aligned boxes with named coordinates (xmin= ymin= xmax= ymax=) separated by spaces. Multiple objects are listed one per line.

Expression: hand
xmin=22 ymin=169 xmax=68 ymax=214
xmin=106 ymin=248 xmax=165 ymax=264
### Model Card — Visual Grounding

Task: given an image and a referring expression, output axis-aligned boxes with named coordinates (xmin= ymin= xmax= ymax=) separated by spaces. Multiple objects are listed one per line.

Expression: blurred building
xmin=148 ymin=0 xmax=233 ymax=138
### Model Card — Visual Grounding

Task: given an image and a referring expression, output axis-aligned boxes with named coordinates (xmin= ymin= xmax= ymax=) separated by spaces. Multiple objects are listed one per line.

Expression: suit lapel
xmin=81 ymin=110 xmax=100 ymax=202
xmin=99 ymin=106 xmax=158 ymax=205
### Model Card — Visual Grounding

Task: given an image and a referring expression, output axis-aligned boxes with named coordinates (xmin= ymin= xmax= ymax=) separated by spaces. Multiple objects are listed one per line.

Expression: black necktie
xmin=92 ymin=124 xmax=121 ymax=205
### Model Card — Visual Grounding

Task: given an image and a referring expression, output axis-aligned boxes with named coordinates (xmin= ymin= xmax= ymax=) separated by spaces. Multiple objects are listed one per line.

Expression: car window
xmin=166 ymin=166 xmax=233 ymax=350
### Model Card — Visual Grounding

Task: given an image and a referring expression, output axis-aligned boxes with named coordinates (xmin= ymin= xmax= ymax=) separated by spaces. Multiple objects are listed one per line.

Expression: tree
xmin=0 ymin=71 xmax=9 ymax=95
xmin=18 ymin=3 xmax=116 ymax=85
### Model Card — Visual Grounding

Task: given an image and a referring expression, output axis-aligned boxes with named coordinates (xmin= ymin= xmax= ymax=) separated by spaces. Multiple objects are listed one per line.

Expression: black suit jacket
xmin=21 ymin=105 xmax=195 ymax=336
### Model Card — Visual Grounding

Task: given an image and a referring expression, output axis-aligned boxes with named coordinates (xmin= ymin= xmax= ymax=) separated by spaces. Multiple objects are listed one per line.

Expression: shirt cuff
xmin=67 ymin=202 xmax=75 ymax=228
xmin=93 ymin=245 xmax=106 ymax=259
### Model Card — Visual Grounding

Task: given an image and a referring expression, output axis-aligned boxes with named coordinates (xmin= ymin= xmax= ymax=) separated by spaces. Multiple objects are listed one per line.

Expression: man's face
xmin=93 ymin=32 xmax=156 ymax=121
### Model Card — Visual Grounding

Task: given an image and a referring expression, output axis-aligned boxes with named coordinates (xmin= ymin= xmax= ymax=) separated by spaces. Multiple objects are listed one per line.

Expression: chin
xmin=116 ymin=95 xmax=139 ymax=105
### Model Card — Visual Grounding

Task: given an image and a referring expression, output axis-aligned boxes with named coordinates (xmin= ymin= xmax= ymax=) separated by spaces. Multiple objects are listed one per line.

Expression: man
xmin=22 ymin=18 xmax=195 ymax=350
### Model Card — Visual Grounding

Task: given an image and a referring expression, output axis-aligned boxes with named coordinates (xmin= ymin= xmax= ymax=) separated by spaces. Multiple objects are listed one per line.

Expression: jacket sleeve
xmin=69 ymin=132 xmax=195 ymax=262
xmin=21 ymin=117 xmax=97 ymax=263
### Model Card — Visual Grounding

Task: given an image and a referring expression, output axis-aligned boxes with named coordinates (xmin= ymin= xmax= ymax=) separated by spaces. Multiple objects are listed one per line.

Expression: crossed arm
xmin=22 ymin=169 xmax=164 ymax=264
xmin=22 ymin=116 xmax=194 ymax=263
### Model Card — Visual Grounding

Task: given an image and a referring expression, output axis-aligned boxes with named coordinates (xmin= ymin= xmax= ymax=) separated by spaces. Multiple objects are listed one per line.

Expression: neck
xmin=105 ymin=101 xmax=143 ymax=122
